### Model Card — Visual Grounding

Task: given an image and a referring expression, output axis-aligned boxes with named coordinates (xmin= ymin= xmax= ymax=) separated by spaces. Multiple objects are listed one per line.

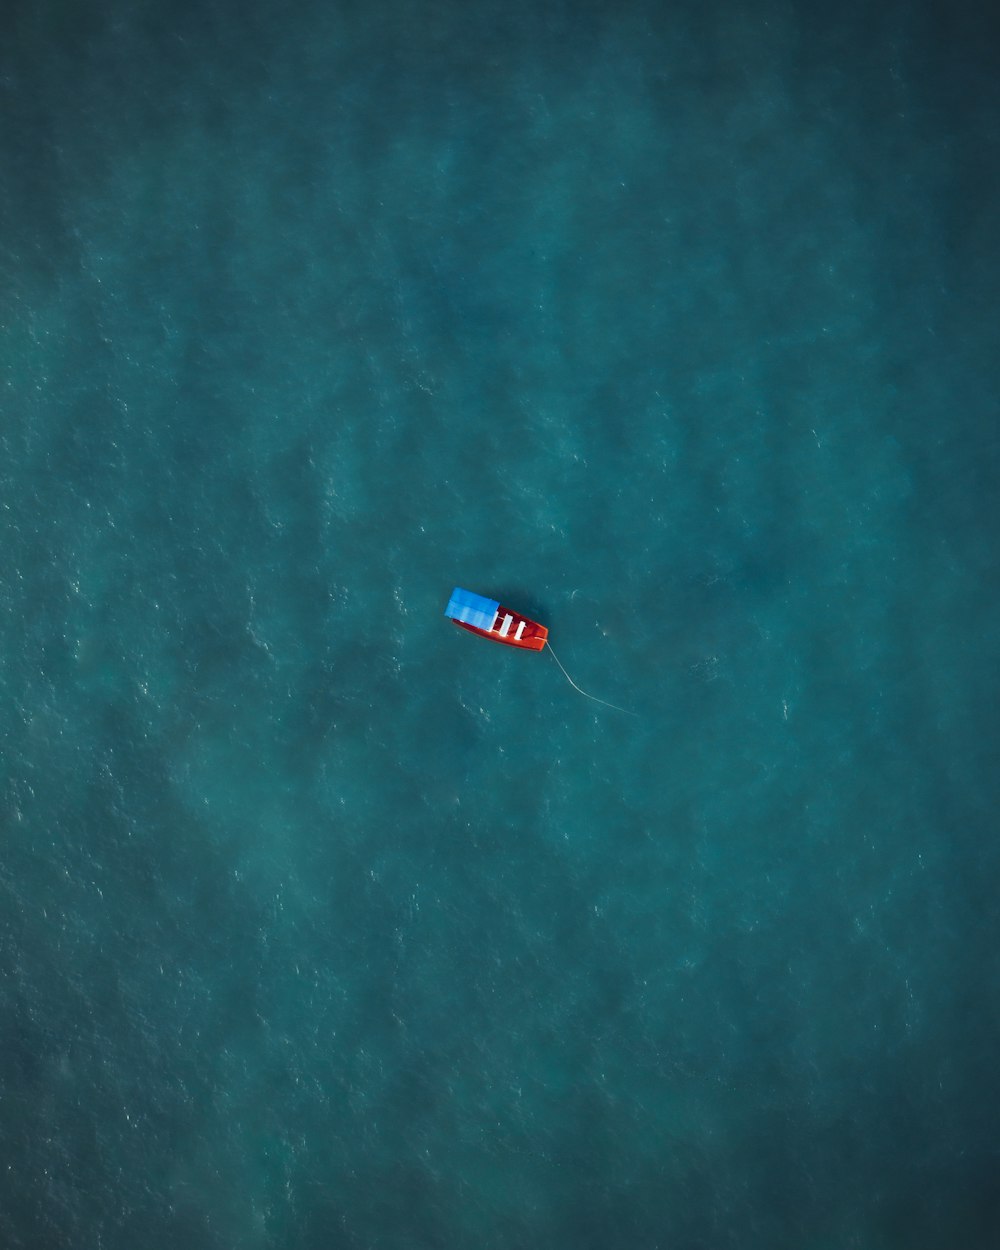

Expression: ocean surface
xmin=2 ymin=1 xmax=999 ymax=1246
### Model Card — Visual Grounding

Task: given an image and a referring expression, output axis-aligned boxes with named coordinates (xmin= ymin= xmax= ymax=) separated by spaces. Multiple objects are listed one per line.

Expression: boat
xmin=444 ymin=587 xmax=548 ymax=652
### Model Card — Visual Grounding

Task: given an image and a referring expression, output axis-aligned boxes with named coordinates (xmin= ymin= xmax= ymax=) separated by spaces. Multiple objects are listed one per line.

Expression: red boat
xmin=444 ymin=587 xmax=548 ymax=652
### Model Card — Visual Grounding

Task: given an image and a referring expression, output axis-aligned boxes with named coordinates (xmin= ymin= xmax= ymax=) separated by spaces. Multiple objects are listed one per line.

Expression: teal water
xmin=3 ymin=1 xmax=999 ymax=1246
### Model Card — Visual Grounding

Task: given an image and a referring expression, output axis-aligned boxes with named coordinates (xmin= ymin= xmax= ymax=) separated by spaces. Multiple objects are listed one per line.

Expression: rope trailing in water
xmin=544 ymin=641 xmax=638 ymax=717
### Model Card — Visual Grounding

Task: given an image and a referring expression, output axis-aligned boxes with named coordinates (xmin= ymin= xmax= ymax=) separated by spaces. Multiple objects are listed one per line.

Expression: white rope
xmin=545 ymin=642 xmax=638 ymax=717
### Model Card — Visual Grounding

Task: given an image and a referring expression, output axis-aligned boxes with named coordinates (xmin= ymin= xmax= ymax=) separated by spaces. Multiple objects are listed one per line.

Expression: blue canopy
xmin=445 ymin=587 xmax=499 ymax=631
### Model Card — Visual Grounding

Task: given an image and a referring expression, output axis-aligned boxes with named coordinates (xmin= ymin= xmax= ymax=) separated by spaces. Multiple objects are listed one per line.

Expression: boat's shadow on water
xmin=487 ymin=588 xmax=549 ymax=626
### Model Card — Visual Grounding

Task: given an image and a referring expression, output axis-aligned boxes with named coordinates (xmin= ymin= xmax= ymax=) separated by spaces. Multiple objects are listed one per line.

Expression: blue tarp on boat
xmin=445 ymin=587 xmax=499 ymax=631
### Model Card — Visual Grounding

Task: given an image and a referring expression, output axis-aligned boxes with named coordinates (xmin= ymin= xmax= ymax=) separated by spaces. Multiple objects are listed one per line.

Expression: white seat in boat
xmin=498 ymin=614 xmax=513 ymax=636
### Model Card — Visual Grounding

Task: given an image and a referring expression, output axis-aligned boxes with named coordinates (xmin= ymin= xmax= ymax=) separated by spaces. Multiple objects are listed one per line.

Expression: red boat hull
xmin=451 ymin=604 xmax=548 ymax=651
